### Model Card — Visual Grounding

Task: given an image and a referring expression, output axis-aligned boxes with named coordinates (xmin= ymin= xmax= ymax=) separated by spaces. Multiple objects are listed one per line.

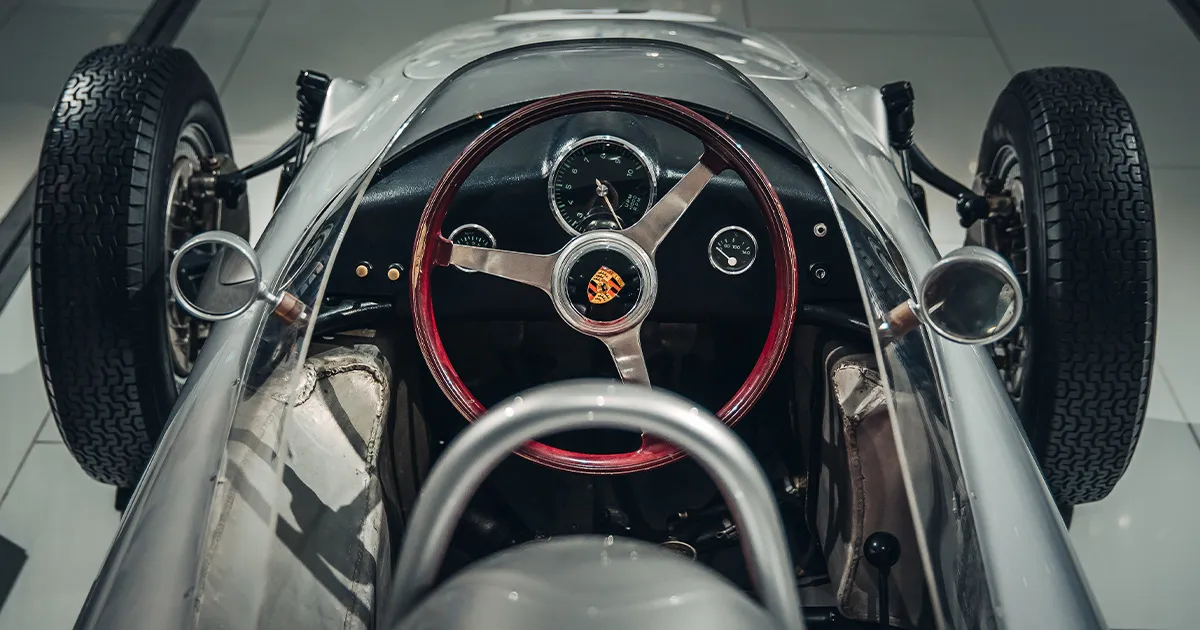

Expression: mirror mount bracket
xmin=270 ymin=291 xmax=307 ymax=325
xmin=879 ymin=299 xmax=921 ymax=342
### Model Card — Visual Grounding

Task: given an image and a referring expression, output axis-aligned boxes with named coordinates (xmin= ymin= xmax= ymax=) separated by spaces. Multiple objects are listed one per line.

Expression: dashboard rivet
xmin=355 ymin=262 xmax=371 ymax=278
xmin=810 ymin=264 xmax=828 ymax=284
xmin=387 ymin=264 xmax=402 ymax=281
xmin=813 ymin=223 xmax=828 ymax=237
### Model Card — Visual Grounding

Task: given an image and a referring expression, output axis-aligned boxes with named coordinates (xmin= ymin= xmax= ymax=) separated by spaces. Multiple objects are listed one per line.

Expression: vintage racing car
xmin=31 ymin=8 xmax=1156 ymax=630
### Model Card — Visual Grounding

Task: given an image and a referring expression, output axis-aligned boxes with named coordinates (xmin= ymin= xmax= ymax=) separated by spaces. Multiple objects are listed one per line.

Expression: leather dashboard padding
xmin=813 ymin=346 xmax=928 ymax=629
xmin=195 ymin=343 xmax=392 ymax=630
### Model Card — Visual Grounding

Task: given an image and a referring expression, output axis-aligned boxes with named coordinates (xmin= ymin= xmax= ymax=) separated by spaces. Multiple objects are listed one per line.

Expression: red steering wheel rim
xmin=411 ymin=90 xmax=797 ymax=474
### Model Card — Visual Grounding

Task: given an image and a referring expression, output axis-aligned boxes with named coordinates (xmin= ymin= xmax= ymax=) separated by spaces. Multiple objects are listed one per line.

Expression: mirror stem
xmin=267 ymin=290 xmax=307 ymax=325
xmin=878 ymin=299 xmax=920 ymax=342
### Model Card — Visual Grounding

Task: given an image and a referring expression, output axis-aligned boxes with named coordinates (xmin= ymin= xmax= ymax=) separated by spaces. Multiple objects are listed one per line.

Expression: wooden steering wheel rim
xmin=410 ymin=90 xmax=798 ymax=474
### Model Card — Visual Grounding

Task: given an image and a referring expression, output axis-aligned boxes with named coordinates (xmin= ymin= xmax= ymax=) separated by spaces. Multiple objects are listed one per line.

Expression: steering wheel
xmin=411 ymin=90 xmax=798 ymax=474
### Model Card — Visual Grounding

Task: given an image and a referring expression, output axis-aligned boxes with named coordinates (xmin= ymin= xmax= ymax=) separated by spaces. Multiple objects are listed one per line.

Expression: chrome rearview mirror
xmin=169 ymin=231 xmax=306 ymax=324
xmin=880 ymin=246 xmax=1022 ymax=345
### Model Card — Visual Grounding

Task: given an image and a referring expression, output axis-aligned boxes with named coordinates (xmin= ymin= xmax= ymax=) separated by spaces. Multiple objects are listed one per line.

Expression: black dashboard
xmin=327 ymin=109 xmax=859 ymax=321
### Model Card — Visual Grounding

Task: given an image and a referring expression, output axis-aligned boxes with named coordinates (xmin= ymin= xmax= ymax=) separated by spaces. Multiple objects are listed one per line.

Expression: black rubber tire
xmin=32 ymin=45 xmax=247 ymax=487
xmin=976 ymin=67 xmax=1156 ymax=505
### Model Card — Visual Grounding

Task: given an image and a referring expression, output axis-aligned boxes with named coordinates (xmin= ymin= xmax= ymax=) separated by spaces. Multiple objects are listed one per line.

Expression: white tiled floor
xmin=746 ymin=0 xmax=987 ymax=34
xmin=0 ymin=6 xmax=139 ymax=213
xmin=513 ymin=0 xmax=747 ymax=24
xmin=0 ymin=1 xmax=1197 ymax=629
xmin=1071 ymin=418 xmax=1200 ymax=630
xmin=0 ymin=275 xmax=48 ymax=499
xmin=0 ymin=444 xmax=119 ymax=630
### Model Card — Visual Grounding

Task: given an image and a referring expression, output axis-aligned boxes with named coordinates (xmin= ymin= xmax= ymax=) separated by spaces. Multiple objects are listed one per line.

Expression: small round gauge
xmin=448 ymin=223 xmax=496 ymax=273
xmin=549 ymin=136 xmax=656 ymax=234
xmin=708 ymin=226 xmax=758 ymax=275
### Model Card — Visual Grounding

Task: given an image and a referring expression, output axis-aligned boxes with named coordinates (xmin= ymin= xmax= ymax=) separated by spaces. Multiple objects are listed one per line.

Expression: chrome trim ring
xmin=547 ymin=134 xmax=658 ymax=236
xmin=169 ymin=231 xmax=264 ymax=322
xmin=915 ymin=245 xmax=1023 ymax=346
xmin=707 ymin=225 xmax=758 ymax=275
xmin=447 ymin=223 xmax=496 ymax=273
xmin=549 ymin=231 xmax=657 ymax=336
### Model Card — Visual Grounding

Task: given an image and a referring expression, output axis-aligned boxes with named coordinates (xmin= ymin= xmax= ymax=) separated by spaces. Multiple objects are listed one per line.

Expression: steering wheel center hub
xmin=551 ymin=231 xmax=657 ymax=335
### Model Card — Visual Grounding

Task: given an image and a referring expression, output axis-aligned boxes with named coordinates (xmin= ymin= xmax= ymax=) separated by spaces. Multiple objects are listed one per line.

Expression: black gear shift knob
xmin=864 ymin=532 xmax=900 ymax=628
xmin=864 ymin=531 xmax=901 ymax=570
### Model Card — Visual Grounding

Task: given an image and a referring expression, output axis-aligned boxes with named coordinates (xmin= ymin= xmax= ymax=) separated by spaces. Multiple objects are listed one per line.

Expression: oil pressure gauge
xmin=708 ymin=226 xmax=757 ymax=275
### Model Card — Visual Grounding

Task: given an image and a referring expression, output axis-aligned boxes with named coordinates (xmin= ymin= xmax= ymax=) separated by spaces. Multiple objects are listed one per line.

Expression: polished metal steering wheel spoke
xmin=442 ymin=242 xmax=559 ymax=294
xmin=596 ymin=325 xmax=650 ymax=386
xmin=624 ymin=150 xmax=723 ymax=255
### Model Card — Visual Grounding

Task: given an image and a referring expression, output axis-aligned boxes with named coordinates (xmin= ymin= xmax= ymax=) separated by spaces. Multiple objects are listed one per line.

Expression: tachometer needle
xmin=715 ymin=246 xmax=737 ymax=267
xmin=595 ymin=179 xmax=624 ymax=229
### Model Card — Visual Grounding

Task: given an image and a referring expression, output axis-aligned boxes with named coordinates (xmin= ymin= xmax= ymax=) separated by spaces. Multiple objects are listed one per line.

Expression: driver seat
xmin=396 ymin=535 xmax=782 ymax=630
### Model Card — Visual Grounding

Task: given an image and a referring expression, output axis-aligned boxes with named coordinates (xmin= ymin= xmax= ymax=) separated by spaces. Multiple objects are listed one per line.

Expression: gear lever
xmin=863 ymin=531 xmax=901 ymax=629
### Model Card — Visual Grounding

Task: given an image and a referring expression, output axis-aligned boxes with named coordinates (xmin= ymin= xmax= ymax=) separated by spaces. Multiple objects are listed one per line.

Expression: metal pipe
xmin=238 ymin=133 xmax=302 ymax=180
xmin=908 ymin=143 xmax=972 ymax=200
xmin=381 ymin=380 xmax=805 ymax=630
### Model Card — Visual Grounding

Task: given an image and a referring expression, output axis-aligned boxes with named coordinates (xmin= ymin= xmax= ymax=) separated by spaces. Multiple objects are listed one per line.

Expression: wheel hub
xmin=983 ymin=145 xmax=1031 ymax=403
xmin=164 ymin=123 xmax=219 ymax=386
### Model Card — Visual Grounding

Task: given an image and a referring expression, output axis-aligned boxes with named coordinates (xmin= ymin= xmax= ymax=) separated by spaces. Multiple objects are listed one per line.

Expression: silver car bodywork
xmin=75 ymin=11 xmax=1102 ymax=630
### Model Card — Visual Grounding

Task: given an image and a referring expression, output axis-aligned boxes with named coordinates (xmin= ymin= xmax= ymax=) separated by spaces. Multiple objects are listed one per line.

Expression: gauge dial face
xmin=549 ymin=136 xmax=655 ymax=234
xmin=708 ymin=226 xmax=758 ymax=275
xmin=448 ymin=224 xmax=495 ymax=248
xmin=448 ymin=224 xmax=496 ymax=273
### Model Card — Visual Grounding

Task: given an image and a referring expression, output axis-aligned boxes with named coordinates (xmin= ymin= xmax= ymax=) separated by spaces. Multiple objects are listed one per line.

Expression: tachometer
xmin=548 ymin=136 xmax=656 ymax=234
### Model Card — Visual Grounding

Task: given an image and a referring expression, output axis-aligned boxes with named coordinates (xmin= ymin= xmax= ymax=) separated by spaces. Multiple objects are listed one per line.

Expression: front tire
xmin=33 ymin=45 xmax=248 ymax=487
xmin=971 ymin=67 xmax=1156 ymax=505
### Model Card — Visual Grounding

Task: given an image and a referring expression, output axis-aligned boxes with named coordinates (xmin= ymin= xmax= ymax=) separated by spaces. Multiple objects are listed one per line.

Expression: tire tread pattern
xmin=993 ymin=68 xmax=1156 ymax=504
xmin=32 ymin=45 xmax=217 ymax=487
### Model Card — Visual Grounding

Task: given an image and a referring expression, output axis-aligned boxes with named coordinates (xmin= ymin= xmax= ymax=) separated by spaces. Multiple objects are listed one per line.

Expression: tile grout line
xmin=0 ymin=412 xmax=49 ymax=511
xmin=16 ymin=6 xmax=150 ymax=17
xmin=218 ymin=0 xmax=272 ymax=97
xmin=1151 ymin=164 xmax=1200 ymax=171
xmin=1154 ymin=369 xmax=1200 ymax=456
xmin=1156 ymin=368 xmax=1191 ymax=424
xmin=969 ymin=0 xmax=1015 ymax=76
xmin=0 ymin=2 xmax=18 ymax=32
xmin=762 ymin=25 xmax=995 ymax=38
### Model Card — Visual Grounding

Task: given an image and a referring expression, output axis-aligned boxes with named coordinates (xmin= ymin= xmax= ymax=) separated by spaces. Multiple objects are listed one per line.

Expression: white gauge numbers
xmin=708 ymin=226 xmax=758 ymax=275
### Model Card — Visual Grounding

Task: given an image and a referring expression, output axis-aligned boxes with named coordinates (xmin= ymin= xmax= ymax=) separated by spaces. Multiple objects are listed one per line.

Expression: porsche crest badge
xmin=587 ymin=266 xmax=625 ymax=304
